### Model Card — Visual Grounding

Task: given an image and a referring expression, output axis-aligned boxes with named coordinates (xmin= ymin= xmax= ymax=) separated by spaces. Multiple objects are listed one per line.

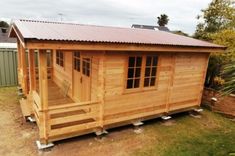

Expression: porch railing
xmin=32 ymin=91 xmax=101 ymax=142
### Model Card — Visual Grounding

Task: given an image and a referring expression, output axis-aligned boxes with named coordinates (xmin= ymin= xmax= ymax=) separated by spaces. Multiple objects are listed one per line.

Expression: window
xmin=126 ymin=56 xmax=142 ymax=89
xmin=82 ymin=58 xmax=91 ymax=77
xmin=144 ymin=56 xmax=158 ymax=87
xmin=74 ymin=52 xmax=80 ymax=72
xmin=56 ymin=51 xmax=64 ymax=67
xmin=126 ymin=55 xmax=158 ymax=90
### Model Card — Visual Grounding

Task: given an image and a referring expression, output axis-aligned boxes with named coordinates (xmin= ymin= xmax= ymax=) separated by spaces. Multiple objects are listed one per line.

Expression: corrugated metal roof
xmin=11 ymin=19 xmax=225 ymax=48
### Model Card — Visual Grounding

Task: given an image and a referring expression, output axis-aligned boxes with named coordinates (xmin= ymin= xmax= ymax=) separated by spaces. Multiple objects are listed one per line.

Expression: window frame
xmin=56 ymin=50 xmax=64 ymax=68
xmin=124 ymin=54 xmax=159 ymax=94
xmin=73 ymin=51 xmax=81 ymax=72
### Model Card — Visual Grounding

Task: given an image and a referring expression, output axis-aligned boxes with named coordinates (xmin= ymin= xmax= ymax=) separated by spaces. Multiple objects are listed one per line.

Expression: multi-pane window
xmin=56 ymin=51 xmax=64 ymax=67
xmin=144 ymin=56 xmax=158 ymax=87
xmin=126 ymin=56 xmax=142 ymax=89
xmin=74 ymin=52 xmax=80 ymax=72
xmin=82 ymin=58 xmax=91 ymax=77
xmin=126 ymin=55 xmax=158 ymax=90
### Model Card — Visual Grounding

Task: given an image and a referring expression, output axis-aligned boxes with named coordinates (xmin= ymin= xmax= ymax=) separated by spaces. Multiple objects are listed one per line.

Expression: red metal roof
xmin=11 ymin=19 xmax=225 ymax=48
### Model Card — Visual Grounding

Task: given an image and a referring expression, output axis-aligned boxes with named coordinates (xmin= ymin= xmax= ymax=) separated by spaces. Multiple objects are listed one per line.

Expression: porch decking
xmin=47 ymin=80 xmax=74 ymax=106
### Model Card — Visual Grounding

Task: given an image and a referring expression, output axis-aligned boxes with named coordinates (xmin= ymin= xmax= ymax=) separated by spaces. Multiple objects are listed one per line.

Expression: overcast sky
xmin=0 ymin=0 xmax=211 ymax=35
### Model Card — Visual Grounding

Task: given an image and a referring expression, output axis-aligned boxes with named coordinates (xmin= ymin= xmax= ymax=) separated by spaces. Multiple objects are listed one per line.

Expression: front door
xmin=81 ymin=56 xmax=91 ymax=101
xmin=73 ymin=52 xmax=91 ymax=102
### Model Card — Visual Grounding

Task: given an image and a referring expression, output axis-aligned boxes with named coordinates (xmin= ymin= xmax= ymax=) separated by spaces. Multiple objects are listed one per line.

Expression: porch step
xmin=19 ymin=98 xmax=31 ymax=118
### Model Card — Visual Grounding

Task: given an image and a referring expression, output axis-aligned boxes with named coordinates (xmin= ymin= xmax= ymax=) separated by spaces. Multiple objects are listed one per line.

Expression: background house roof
xmin=10 ymin=19 xmax=225 ymax=49
xmin=0 ymin=28 xmax=16 ymax=43
xmin=131 ymin=24 xmax=170 ymax=32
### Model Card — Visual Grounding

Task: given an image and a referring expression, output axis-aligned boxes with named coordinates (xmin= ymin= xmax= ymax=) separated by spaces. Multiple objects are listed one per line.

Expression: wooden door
xmin=73 ymin=52 xmax=91 ymax=102
xmin=73 ymin=52 xmax=82 ymax=101
xmin=81 ymin=56 xmax=91 ymax=101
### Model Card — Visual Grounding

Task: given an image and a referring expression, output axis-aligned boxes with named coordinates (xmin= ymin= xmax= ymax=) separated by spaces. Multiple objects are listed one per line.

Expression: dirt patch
xmin=0 ymin=87 xmax=153 ymax=156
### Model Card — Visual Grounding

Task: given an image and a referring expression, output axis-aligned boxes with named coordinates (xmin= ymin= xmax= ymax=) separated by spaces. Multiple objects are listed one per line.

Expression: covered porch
xmin=18 ymin=46 xmax=103 ymax=144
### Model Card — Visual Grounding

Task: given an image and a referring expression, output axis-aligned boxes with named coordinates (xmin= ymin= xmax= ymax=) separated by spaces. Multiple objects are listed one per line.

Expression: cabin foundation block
xmin=95 ymin=129 xmax=108 ymax=139
xmin=27 ymin=116 xmax=36 ymax=123
xmin=161 ymin=115 xmax=172 ymax=120
xmin=190 ymin=109 xmax=203 ymax=118
xmin=36 ymin=140 xmax=54 ymax=150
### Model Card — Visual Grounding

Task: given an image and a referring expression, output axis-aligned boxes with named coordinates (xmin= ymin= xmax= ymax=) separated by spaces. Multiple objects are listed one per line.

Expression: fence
xmin=0 ymin=48 xmax=18 ymax=87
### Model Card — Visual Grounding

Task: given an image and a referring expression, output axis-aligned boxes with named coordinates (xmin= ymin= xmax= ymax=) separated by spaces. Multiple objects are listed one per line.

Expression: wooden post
xmin=51 ymin=49 xmax=55 ymax=80
xmin=38 ymin=49 xmax=49 ymax=144
xmin=20 ymin=44 xmax=28 ymax=94
xmin=197 ymin=53 xmax=210 ymax=106
xmin=28 ymin=49 xmax=36 ymax=91
xmin=98 ymin=52 xmax=105 ymax=129
xmin=16 ymin=39 xmax=21 ymax=73
xmin=166 ymin=54 xmax=175 ymax=113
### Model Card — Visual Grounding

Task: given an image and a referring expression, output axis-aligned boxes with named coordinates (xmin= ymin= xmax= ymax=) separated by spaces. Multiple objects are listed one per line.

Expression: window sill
xmin=123 ymin=87 xmax=158 ymax=95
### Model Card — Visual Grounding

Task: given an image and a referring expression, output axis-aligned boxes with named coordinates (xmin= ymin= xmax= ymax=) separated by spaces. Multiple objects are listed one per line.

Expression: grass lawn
xmin=133 ymin=110 xmax=235 ymax=156
xmin=0 ymin=87 xmax=235 ymax=156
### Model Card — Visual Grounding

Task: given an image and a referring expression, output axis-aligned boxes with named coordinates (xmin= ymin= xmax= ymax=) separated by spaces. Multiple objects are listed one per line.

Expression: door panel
xmin=81 ymin=56 xmax=91 ymax=101
xmin=73 ymin=52 xmax=82 ymax=101
xmin=73 ymin=52 xmax=91 ymax=102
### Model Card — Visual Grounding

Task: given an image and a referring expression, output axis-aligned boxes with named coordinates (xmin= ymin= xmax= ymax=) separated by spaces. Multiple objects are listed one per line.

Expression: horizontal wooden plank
xmin=48 ymin=101 xmax=100 ymax=111
xmin=49 ymin=112 xmax=99 ymax=125
xmin=49 ymin=121 xmax=99 ymax=137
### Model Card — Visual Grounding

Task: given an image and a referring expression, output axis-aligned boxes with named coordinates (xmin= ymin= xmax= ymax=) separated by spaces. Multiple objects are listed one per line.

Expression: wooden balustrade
xmin=31 ymin=92 xmax=101 ymax=142
xmin=47 ymin=101 xmax=101 ymax=139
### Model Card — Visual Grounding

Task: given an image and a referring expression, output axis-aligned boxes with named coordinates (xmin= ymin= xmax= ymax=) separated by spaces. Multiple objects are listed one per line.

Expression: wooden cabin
xmin=9 ymin=20 xmax=225 ymax=145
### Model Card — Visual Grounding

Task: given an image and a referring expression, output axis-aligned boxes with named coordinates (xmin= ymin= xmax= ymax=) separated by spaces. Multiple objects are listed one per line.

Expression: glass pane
xmin=87 ymin=69 xmax=90 ymax=77
xmin=56 ymin=51 xmax=59 ymax=57
xmin=77 ymin=61 xmax=80 ymax=71
xmin=150 ymin=78 xmax=156 ymax=86
xmin=144 ymin=78 xmax=150 ymax=87
xmin=82 ymin=61 xmax=86 ymax=69
xmin=60 ymin=60 xmax=63 ymax=67
xmin=82 ymin=67 xmax=86 ymax=74
xmin=128 ymin=68 xmax=134 ymax=78
xmin=152 ymin=56 xmax=158 ymax=66
xmin=151 ymin=67 xmax=157 ymax=76
xmin=74 ymin=59 xmax=76 ymax=69
xmin=136 ymin=57 xmax=142 ymax=67
xmin=146 ymin=56 xmax=152 ymax=66
xmin=56 ymin=58 xmax=59 ymax=64
xmin=135 ymin=68 xmax=141 ymax=77
xmin=134 ymin=79 xmax=140 ymax=88
xmin=127 ymin=79 xmax=133 ymax=89
xmin=60 ymin=52 xmax=64 ymax=59
xmin=87 ymin=62 xmax=90 ymax=70
xmin=128 ymin=57 xmax=135 ymax=67
xmin=145 ymin=67 xmax=151 ymax=77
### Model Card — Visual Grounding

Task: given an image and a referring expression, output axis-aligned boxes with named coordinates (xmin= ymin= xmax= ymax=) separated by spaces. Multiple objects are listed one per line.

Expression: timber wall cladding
xmin=0 ymin=49 xmax=18 ymax=87
xmin=53 ymin=51 xmax=73 ymax=97
xmin=103 ymin=52 xmax=208 ymax=125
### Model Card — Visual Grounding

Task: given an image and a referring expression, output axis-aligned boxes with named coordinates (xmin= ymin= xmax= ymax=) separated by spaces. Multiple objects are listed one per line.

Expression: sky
xmin=0 ymin=0 xmax=212 ymax=35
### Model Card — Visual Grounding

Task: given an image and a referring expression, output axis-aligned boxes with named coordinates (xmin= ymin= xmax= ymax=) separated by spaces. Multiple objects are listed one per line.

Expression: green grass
xmin=133 ymin=111 xmax=235 ymax=156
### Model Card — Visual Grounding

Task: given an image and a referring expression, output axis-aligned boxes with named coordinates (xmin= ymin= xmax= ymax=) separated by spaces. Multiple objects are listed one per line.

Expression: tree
xmin=194 ymin=0 xmax=235 ymax=40
xmin=171 ymin=30 xmax=189 ymax=36
xmin=221 ymin=61 xmax=235 ymax=94
xmin=0 ymin=21 xmax=9 ymax=28
xmin=157 ymin=14 xmax=169 ymax=27
xmin=194 ymin=0 xmax=235 ymax=89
